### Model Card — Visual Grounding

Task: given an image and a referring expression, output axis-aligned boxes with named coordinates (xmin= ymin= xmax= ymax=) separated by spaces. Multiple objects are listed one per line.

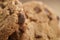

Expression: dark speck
xmin=57 ymin=16 xmax=60 ymax=21
xmin=0 ymin=0 xmax=5 ymax=2
xmin=18 ymin=13 xmax=25 ymax=25
xmin=47 ymin=15 xmax=52 ymax=20
xmin=8 ymin=9 xmax=13 ymax=15
xmin=0 ymin=4 xmax=5 ymax=9
xmin=15 ymin=2 xmax=18 ymax=5
xmin=19 ymin=28 xmax=24 ymax=33
xmin=47 ymin=35 xmax=50 ymax=39
xmin=35 ymin=35 xmax=42 ymax=39
xmin=34 ymin=7 xmax=42 ymax=13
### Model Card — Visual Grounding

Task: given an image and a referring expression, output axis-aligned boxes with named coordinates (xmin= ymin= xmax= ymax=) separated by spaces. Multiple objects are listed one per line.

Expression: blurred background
xmin=20 ymin=0 xmax=60 ymax=17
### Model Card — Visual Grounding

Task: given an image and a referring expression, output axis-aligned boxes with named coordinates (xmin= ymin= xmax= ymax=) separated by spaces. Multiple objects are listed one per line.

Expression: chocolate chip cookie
xmin=22 ymin=1 xmax=59 ymax=40
xmin=0 ymin=0 xmax=59 ymax=40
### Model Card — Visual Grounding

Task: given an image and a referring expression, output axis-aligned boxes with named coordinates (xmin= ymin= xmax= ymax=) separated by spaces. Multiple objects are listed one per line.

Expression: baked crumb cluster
xmin=0 ymin=0 xmax=60 ymax=40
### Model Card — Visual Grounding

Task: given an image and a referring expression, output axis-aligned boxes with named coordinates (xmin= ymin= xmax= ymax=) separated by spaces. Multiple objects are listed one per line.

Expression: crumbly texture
xmin=0 ymin=0 xmax=59 ymax=40
xmin=0 ymin=0 xmax=25 ymax=40
xmin=22 ymin=1 xmax=59 ymax=40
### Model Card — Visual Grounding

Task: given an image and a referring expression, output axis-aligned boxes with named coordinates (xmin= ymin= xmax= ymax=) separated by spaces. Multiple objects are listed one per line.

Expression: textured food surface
xmin=0 ymin=0 xmax=25 ymax=40
xmin=0 ymin=0 xmax=60 ymax=40
xmin=22 ymin=1 xmax=59 ymax=40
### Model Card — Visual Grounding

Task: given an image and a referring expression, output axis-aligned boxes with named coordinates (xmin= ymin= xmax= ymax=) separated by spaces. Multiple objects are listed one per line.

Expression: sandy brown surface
xmin=20 ymin=0 xmax=60 ymax=32
xmin=20 ymin=0 xmax=60 ymax=16
xmin=20 ymin=0 xmax=60 ymax=37
xmin=0 ymin=0 xmax=60 ymax=40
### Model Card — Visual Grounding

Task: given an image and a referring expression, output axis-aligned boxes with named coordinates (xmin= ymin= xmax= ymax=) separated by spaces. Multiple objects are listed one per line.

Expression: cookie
xmin=44 ymin=5 xmax=60 ymax=36
xmin=0 ymin=0 xmax=59 ymax=40
xmin=0 ymin=0 xmax=25 ymax=40
xmin=20 ymin=20 xmax=58 ymax=40
xmin=22 ymin=1 xmax=59 ymax=40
